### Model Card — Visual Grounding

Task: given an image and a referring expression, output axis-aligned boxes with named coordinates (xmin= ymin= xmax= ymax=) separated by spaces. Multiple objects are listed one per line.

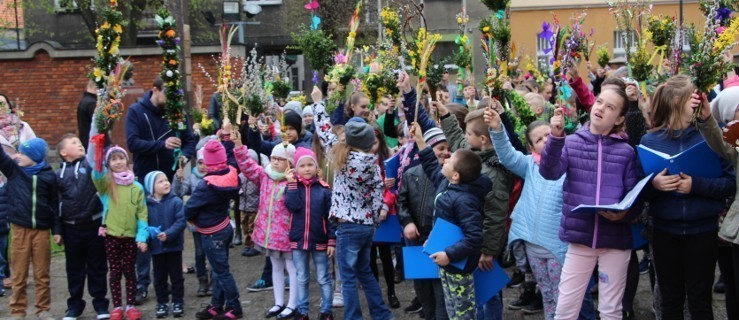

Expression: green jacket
xmin=440 ymin=114 xmax=512 ymax=257
xmin=92 ymin=170 xmax=149 ymax=242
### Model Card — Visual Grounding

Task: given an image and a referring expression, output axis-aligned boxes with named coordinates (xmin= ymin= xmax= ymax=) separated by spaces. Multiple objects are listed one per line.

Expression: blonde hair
xmin=464 ymin=108 xmax=489 ymax=138
xmin=649 ymin=75 xmax=695 ymax=138
xmin=332 ymin=141 xmax=352 ymax=171
xmin=344 ymin=91 xmax=370 ymax=119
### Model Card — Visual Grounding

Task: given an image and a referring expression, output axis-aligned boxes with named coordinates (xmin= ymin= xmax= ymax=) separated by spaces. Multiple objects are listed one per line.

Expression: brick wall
xmin=0 ymin=48 xmax=221 ymax=151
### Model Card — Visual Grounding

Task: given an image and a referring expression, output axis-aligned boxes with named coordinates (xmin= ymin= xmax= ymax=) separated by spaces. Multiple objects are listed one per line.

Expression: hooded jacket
xmin=184 ymin=167 xmax=239 ymax=234
xmin=125 ymin=90 xmax=197 ymax=181
xmin=146 ymin=192 xmax=187 ymax=255
xmin=57 ymin=157 xmax=103 ymax=230
xmin=539 ymin=123 xmax=640 ymax=250
xmin=419 ymin=146 xmax=492 ymax=274
xmin=640 ymin=127 xmax=735 ymax=235
xmin=234 ymin=146 xmax=292 ymax=251
xmin=285 ymin=177 xmax=336 ymax=251
xmin=0 ymin=146 xmax=60 ymax=234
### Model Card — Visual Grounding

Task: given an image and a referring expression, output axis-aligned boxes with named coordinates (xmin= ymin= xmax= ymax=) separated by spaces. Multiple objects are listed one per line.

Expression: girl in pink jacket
xmin=233 ymin=136 xmax=298 ymax=320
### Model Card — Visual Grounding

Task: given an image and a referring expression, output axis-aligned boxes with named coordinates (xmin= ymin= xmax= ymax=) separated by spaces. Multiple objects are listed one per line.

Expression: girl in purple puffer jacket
xmin=539 ymin=88 xmax=639 ymax=320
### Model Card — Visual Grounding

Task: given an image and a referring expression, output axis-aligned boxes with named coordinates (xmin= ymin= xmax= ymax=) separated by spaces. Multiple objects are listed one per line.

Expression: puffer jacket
xmin=125 ymin=90 xmax=197 ymax=181
xmin=147 ymin=192 xmax=186 ymax=255
xmin=397 ymin=165 xmax=436 ymax=237
xmin=698 ymin=117 xmax=739 ymax=245
xmin=57 ymin=157 xmax=103 ymax=230
xmin=234 ymin=146 xmax=292 ymax=252
xmin=491 ymin=126 xmax=567 ymax=263
xmin=0 ymin=147 xmax=60 ymax=234
xmin=285 ymin=177 xmax=336 ymax=251
xmin=0 ymin=182 xmax=9 ymax=234
xmin=184 ymin=167 xmax=239 ymax=234
xmin=539 ymin=123 xmax=640 ymax=250
xmin=641 ymin=126 xmax=735 ymax=235
xmin=419 ymin=146 xmax=491 ymax=274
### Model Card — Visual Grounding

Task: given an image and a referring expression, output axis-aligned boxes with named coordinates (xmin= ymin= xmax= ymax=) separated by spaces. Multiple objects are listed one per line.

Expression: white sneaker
xmin=332 ymin=292 xmax=344 ymax=308
xmin=97 ymin=313 xmax=111 ymax=320
xmin=62 ymin=317 xmax=77 ymax=320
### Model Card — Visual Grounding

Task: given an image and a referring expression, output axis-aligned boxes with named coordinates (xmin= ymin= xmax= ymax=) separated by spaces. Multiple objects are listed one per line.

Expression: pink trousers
xmin=554 ymin=243 xmax=630 ymax=320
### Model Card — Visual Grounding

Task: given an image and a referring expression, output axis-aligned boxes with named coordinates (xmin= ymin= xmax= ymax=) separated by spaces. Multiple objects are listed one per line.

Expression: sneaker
xmin=97 ymin=312 xmax=111 ymax=320
xmin=507 ymin=270 xmax=525 ymax=288
xmin=404 ymin=297 xmax=423 ymax=314
xmin=0 ymin=287 xmax=5 ymax=297
xmin=388 ymin=294 xmax=400 ymax=309
xmin=508 ymin=282 xmax=536 ymax=310
xmin=196 ymin=304 xmax=223 ymax=319
xmin=37 ymin=310 xmax=55 ymax=320
xmin=156 ymin=303 xmax=169 ymax=318
xmin=521 ymin=291 xmax=543 ymax=314
xmin=714 ymin=274 xmax=726 ymax=294
xmin=172 ymin=303 xmax=184 ymax=318
xmin=319 ymin=312 xmax=334 ymax=320
xmin=110 ymin=307 xmax=124 ymax=320
xmin=125 ymin=307 xmax=142 ymax=320
xmin=247 ymin=279 xmax=273 ymax=292
xmin=214 ymin=307 xmax=243 ymax=319
xmin=332 ymin=292 xmax=344 ymax=308
xmin=134 ymin=289 xmax=148 ymax=305
xmin=63 ymin=309 xmax=82 ymax=320
xmin=638 ymin=256 xmax=651 ymax=274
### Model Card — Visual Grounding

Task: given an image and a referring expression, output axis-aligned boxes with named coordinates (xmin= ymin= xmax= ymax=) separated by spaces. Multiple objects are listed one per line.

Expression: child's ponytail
xmin=332 ymin=141 xmax=352 ymax=171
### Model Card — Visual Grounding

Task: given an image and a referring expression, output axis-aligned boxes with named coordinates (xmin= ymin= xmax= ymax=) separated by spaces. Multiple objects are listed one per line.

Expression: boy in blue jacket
xmin=144 ymin=171 xmax=187 ymax=318
xmin=0 ymin=138 xmax=61 ymax=319
xmin=411 ymin=123 xmax=492 ymax=320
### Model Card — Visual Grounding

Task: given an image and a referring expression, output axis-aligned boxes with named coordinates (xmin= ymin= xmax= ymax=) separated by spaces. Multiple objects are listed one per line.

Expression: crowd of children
xmin=1 ymin=51 xmax=739 ymax=320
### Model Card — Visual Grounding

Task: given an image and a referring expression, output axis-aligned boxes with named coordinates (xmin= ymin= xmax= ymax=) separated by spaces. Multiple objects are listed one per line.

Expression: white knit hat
xmin=271 ymin=143 xmax=296 ymax=164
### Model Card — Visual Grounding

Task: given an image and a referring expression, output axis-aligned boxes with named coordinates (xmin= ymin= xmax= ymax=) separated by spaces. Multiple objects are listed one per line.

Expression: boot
xmin=197 ymin=276 xmax=209 ymax=297
xmin=508 ymin=281 xmax=536 ymax=310
xmin=521 ymin=290 xmax=543 ymax=314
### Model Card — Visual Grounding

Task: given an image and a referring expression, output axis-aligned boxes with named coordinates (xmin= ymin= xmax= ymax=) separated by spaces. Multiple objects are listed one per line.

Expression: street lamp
xmin=223 ymin=0 xmax=241 ymax=22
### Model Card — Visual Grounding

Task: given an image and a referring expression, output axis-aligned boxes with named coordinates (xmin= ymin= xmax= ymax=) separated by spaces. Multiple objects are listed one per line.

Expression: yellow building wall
xmin=509 ymin=3 xmax=707 ymax=76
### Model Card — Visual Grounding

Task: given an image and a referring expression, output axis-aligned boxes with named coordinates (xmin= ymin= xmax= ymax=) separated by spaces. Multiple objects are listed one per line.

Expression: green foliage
xmin=271 ymin=81 xmax=291 ymax=100
xmin=480 ymin=0 xmax=510 ymax=12
xmin=290 ymin=25 xmax=337 ymax=72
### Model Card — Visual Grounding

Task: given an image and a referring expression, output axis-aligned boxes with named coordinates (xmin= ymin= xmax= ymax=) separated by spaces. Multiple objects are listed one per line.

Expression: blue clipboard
xmin=403 ymin=246 xmax=440 ymax=279
xmin=474 ymin=262 xmax=511 ymax=305
xmin=423 ymin=218 xmax=467 ymax=270
xmin=373 ymin=215 xmax=402 ymax=243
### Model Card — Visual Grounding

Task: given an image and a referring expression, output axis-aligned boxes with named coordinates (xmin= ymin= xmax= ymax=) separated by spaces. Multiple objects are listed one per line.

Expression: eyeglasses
xmin=271 ymin=157 xmax=287 ymax=163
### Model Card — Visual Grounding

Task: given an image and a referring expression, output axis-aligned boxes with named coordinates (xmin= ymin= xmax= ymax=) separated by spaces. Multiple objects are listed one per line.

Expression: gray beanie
xmin=283 ymin=101 xmax=303 ymax=117
xmin=345 ymin=118 xmax=376 ymax=152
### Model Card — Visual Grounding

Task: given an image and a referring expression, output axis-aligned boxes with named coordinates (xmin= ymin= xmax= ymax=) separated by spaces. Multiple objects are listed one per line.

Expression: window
xmin=613 ymin=30 xmax=637 ymax=59
xmin=536 ymin=33 xmax=553 ymax=71
xmin=242 ymin=0 xmax=282 ymax=6
xmin=54 ymin=0 xmax=78 ymax=12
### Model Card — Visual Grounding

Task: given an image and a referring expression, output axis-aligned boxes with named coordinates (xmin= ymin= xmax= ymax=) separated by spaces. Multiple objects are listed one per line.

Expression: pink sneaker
xmin=125 ymin=307 xmax=142 ymax=320
xmin=110 ymin=308 xmax=124 ymax=320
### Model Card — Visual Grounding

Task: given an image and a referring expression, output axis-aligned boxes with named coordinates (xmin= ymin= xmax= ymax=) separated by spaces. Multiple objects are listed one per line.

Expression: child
xmin=144 ymin=171 xmax=187 ymax=318
xmin=485 ymin=110 xmax=567 ymax=319
xmin=173 ymin=148 xmax=211 ymax=297
xmin=642 ymin=75 xmax=734 ymax=319
xmin=246 ymin=106 xmax=312 ymax=156
xmin=90 ymin=141 xmax=148 ymax=320
xmin=398 ymin=127 xmax=451 ymax=320
xmin=185 ymin=139 xmax=243 ymax=320
xmin=313 ymin=95 xmax=393 ymax=319
xmin=233 ymin=136 xmax=298 ymax=319
xmin=284 ymin=147 xmax=336 ymax=320
xmin=410 ymin=122 xmax=492 ymax=320
xmin=538 ymin=88 xmax=639 ymax=319
xmin=56 ymin=134 xmax=109 ymax=319
xmin=0 ymin=138 xmax=60 ymax=320
xmin=238 ymin=149 xmax=262 ymax=258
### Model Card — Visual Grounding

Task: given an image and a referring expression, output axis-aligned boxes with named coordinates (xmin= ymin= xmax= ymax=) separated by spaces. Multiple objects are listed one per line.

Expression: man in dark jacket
xmin=77 ymin=80 xmax=98 ymax=150
xmin=125 ymin=76 xmax=197 ymax=304
xmin=0 ymin=137 xmax=13 ymax=297
xmin=0 ymin=138 xmax=61 ymax=319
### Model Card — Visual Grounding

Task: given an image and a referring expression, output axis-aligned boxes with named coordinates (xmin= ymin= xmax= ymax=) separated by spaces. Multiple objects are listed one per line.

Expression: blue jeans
xmin=192 ymin=232 xmax=207 ymax=279
xmin=476 ymin=292 xmax=503 ymax=320
xmin=293 ymin=250 xmax=332 ymax=315
xmin=0 ymin=233 xmax=8 ymax=280
xmin=201 ymin=226 xmax=241 ymax=312
xmin=336 ymin=223 xmax=393 ymax=320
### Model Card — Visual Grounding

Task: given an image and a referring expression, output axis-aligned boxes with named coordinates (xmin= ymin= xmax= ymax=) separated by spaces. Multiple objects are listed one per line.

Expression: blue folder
xmin=373 ymin=215 xmax=402 ymax=243
xmin=423 ymin=218 xmax=467 ymax=270
xmin=403 ymin=246 xmax=440 ymax=279
xmin=638 ymin=141 xmax=721 ymax=178
xmin=384 ymin=154 xmax=400 ymax=192
xmin=473 ymin=262 xmax=511 ymax=305
xmin=147 ymin=226 xmax=162 ymax=239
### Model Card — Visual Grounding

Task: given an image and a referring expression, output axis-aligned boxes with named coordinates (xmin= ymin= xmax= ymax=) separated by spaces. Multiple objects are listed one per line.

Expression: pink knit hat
xmin=203 ymin=140 xmax=227 ymax=172
xmin=293 ymin=147 xmax=317 ymax=167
